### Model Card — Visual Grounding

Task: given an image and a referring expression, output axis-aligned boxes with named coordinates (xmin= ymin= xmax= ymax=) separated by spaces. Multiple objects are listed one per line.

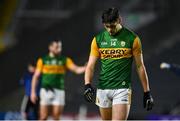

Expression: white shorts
xmin=40 ymin=88 xmax=65 ymax=106
xmin=96 ymin=89 xmax=131 ymax=108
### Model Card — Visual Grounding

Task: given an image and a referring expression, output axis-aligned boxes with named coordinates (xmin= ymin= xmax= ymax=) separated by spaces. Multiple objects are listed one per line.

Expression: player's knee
xmin=112 ymin=105 xmax=130 ymax=120
xmin=100 ymin=111 xmax=112 ymax=120
xmin=52 ymin=113 xmax=60 ymax=120
xmin=52 ymin=110 xmax=61 ymax=120
xmin=112 ymin=113 xmax=127 ymax=120
xmin=101 ymin=116 xmax=112 ymax=120
xmin=40 ymin=113 xmax=48 ymax=120
xmin=100 ymin=108 xmax=112 ymax=120
xmin=40 ymin=115 xmax=48 ymax=120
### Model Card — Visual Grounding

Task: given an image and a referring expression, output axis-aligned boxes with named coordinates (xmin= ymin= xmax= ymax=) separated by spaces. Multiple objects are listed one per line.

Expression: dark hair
xmin=49 ymin=39 xmax=61 ymax=46
xmin=27 ymin=61 xmax=36 ymax=67
xmin=102 ymin=7 xmax=120 ymax=23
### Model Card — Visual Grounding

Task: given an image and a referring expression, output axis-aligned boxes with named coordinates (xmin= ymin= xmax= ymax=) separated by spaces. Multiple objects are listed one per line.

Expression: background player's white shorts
xmin=40 ymin=88 xmax=65 ymax=106
xmin=96 ymin=88 xmax=131 ymax=108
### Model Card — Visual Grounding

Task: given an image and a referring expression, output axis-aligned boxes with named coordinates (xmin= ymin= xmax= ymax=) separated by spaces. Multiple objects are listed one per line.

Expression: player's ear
xmin=49 ymin=45 xmax=52 ymax=51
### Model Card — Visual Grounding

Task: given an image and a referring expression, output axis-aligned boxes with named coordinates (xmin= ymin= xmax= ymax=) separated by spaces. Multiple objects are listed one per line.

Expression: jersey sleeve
xmin=90 ymin=37 xmax=100 ymax=57
xmin=132 ymin=36 xmax=142 ymax=56
xmin=36 ymin=58 xmax=43 ymax=72
xmin=66 ymin=57 xmax=75 ymax=69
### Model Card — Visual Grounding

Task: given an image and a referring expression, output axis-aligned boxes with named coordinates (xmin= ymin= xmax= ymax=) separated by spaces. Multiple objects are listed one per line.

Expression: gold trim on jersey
xmin=99 ymin=48 xmax=132 ymax=59
xmin=128 ymin=89 xmax=132 ymax=105
xmin=42 ymin=65 xmax=66 ymax=74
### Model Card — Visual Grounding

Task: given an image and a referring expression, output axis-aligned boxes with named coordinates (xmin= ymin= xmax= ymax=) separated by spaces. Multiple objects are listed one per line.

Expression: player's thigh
xmin=40 ymin=105 xmax=49 ymax=120
xmin=99 ymin=107 xmax=112 ymax=120
xmin=52 ymin=105 xmax=64 ymax=120
xmin=51 ymin=89 xmax=65 ymax=119
xmin=112 ymin=104 xmax=130 ymax=120
xmin=52 ymin=89 xmax=65 ymax=106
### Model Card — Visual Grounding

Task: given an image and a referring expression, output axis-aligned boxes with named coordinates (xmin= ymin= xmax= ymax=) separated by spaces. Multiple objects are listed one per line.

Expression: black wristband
xmin=85 ymin=84 xmax=92 ymax=89
xmin=144 ymin=91 xmax=150 ymax=96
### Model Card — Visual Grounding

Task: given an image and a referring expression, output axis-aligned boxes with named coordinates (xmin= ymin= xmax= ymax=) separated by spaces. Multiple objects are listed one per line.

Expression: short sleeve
xmin=132 ymin=36 xmax=142 ymax=56
xmin=36 ymin=58 xmax=43 ymax=72
xmin=66 ymin=57 xmax=75 ymax=69
xmin=90 ymin=37 xmax=99 ymax=57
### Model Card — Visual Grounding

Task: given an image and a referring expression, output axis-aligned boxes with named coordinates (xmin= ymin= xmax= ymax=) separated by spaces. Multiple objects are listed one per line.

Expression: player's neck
xmin=49 ymin=52 xmax=60 ymax=57
xmin=110 ymin=24 xmax=122 ymax=36
xmin=49 ymin=53 xmax=55 ymax=57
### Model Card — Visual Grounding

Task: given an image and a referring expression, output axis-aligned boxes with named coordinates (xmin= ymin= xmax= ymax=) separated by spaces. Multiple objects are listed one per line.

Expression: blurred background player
xmin=20 ymin=63 xmax=40 ymax=120
xmin=31 ymin=40 xmax=86 ymax=120
xmin=160 ymin=62 xmax=180 ymax=76
xmin=84 ymin=7 xmax=154 ymax=120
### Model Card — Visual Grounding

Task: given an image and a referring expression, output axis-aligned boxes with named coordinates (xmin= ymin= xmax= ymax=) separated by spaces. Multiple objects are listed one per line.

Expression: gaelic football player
xmin=84 ymin=7 xmax=154 ymax=120
xmin=31 ymin=40 xmax=86 ymax=120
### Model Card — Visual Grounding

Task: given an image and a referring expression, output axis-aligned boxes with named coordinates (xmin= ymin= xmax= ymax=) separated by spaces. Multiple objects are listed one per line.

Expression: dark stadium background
xmin=0 ymin=0 xmax=180 ymax=120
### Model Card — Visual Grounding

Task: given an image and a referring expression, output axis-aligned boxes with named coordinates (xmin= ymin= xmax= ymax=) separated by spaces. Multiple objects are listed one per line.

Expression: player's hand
xmin=143 ymin=91 xmax=154 ymax=111
xmin=160 ymin=62 xmax=170 ymax=69
xmin=84 ymin=84 xmax=95 ymax=102
xmin=30 ymin=91 xmax=37 ymax=104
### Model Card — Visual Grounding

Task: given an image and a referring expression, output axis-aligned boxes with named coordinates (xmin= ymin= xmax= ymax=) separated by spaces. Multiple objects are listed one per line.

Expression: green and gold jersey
xmin=36 ymin=55 xmax=74 ymax=90
xmin=90 ymin=27 xmax=142 ymax=89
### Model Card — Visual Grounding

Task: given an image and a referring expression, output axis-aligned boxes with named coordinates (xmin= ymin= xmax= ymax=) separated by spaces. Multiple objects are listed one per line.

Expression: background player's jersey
xmin=90 ymin=27 xmax=142 ymax=89
xmin=20 ymin=72 xmax=41 ymax=96
xmin=36 ymin=55 xmax=74 ymax=90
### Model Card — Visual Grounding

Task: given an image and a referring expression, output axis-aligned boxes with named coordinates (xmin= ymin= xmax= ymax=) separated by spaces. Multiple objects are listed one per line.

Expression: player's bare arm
xmin=133 ymin=44 xmax=154 ymax=111
xmin=134 ymin=54 xmax=150 ymax=92
xmin=85 ymin=56 xmax=98 ymax=84
xmin=84 ymin=36 xmax=99 ymax=102
xmin=84 ymin=55 xmax=98 ymax=102
xmin=85 ymin=36 xmax=99 ymax=85
xmin=67 ymin=63 xmax=86 ymax=74
xmin=31 ymin=69 xmax=41 ymax=104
